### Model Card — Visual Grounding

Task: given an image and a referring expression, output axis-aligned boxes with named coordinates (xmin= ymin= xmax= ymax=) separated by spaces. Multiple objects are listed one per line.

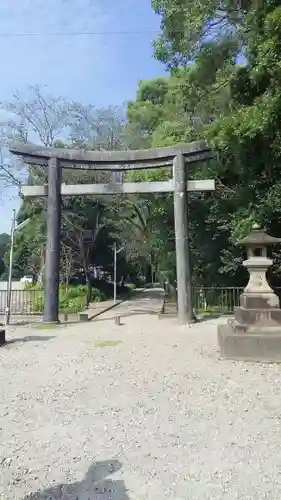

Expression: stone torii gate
xmin=10 ymin=140 xmax=215 ymax=324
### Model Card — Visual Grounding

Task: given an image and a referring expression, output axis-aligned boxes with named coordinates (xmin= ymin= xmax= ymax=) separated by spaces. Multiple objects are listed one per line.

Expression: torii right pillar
xmin=218 ymin=224 xmax=281 ymax=362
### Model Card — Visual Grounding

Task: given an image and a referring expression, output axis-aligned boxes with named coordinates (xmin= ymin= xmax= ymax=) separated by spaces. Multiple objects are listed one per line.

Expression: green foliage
xmin=0 ymin=233 xmax=10 ymax=257
xmin=122 ymin=0 xmax=281 ymax=286
xmin=90 ymin=287 xmax=107 ymax=302
xmin=0 ymin=233 xmax=10 ymax=277
xmin=7 ymin=2 xmax=281 ymax=294
xmin=30 ymin=284 xmax=107 ymax=314
xmin=24 ymin=283 xmax=42 ymax=290
xmin=126 ymin=283 xmax=137 ymax=290
xmin=152 ymin=1 xmax=240 ymax=69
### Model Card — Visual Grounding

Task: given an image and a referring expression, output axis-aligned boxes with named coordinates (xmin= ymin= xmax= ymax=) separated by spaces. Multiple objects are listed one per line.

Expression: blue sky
xmin=0 ymin=0 xmax=164 ymax=233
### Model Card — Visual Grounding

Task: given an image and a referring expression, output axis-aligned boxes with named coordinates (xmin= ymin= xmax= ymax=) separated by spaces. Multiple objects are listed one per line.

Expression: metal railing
xmin=0 ymin=289 xmax=43 ymax=315
xmin=1 ymin=285 xmax=281 ymax=317
xmin=193 ymin=287 xmax=243 ymax=315
xmin=193 ymin=286 xmax=281 ymax=315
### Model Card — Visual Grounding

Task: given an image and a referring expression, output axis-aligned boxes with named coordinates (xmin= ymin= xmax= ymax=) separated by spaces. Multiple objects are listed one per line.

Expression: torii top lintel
xmin=9 ymin=140 xmax=214 ymax=170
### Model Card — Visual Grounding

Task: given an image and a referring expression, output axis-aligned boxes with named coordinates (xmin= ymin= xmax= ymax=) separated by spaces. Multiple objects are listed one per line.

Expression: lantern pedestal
xmin=218 ymin=227 xmax=281 ymax=362
xmin=218 ymin=325 xmax=281 ymax=362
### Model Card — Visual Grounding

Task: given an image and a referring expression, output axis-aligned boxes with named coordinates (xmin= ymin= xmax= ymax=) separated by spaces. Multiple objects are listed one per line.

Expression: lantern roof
xmin=238 ymin=224 xmax=281 ymax=246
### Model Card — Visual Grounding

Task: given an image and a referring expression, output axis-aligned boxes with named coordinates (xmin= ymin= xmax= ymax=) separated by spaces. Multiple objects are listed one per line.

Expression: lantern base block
xmin=239 ymin=292 xmax=280 ymax=310
xmin=234 ymin=305 xmax=281 ymax=327
xmin=218 ymin=322 xmax=281 ymax=363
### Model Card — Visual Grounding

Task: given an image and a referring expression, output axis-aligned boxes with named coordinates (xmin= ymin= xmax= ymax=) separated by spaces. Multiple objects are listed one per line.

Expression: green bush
xmin=31 ymin=284 xmax=107 ymax=314
xmin=24 ymin=283 xmax=43 ymax=290
xmin=32 ymin=292 xmax=44 ymax=312
xmin=59 ymin=295 xmax=86 ymax=313
xmin=91 ymin=287 xmax=106 ymax=302
xmin=126 ymin=283 xmax=136 ymax=290
xmin=60 ymin=284 xmax=87 ymax=299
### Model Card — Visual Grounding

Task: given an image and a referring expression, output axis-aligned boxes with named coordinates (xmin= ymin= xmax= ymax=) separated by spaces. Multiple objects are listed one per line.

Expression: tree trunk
xmin=144 ymin=263 xmax=153 ymax=284
xmin=37 ymin=263 xmax=45 ymax=285
xmin=84 ymin=269 xmax=92 ymax=307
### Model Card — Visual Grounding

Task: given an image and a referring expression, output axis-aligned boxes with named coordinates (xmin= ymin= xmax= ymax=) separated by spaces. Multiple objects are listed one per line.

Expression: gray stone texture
xmin=218 ymin=226 xmax=281 ymax=362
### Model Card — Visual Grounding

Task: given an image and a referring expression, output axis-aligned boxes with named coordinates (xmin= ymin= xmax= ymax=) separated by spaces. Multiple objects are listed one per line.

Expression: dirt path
xmin=93 ymin=288 xmax=164 ymax=321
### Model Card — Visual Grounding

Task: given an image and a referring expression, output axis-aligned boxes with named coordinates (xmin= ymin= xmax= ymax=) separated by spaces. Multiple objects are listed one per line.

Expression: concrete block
xmin=234 ymin=307 xmax=281 ymax=326
xmin=115 ymin=315 xmax=121 ymax=325
xmin=79 ymin=313 xmax=88 ymax=322
xmin=218 ymin=323 xmax=281 ymax=362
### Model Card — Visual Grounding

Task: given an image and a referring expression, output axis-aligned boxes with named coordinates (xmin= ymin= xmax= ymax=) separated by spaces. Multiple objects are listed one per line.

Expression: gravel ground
xmin=1 ymin=300 xmax=281 ymax=499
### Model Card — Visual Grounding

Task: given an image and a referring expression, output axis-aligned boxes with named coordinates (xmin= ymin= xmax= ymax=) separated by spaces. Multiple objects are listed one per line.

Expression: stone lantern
xmin=218 ymin=224 xmax=281 ymax=362
xmin=240 ymin=223 xmax=281 ymax=301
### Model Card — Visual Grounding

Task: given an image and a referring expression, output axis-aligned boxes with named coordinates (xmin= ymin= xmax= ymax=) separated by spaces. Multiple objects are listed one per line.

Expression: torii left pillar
xmin=173 ymin=154 xmax=193 ymax=323
xmin=43 ymin=156 xmax=61 ymax=323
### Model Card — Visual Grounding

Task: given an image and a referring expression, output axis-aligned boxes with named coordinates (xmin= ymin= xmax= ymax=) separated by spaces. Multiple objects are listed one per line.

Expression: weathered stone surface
xmin=239 ymin=292 xmax=280 ymax=310
xmin=79 ymin=313 xmax=88 ymax=322
xmin=218 ymin=322 xmax=281 ymax=362
xmin=9 ymin=140 xmax=213 ymax=168
xmin=234 ymin=306 xmax=281 ymax=326
xmin=218 ymin=225 xmax=281 ymax=362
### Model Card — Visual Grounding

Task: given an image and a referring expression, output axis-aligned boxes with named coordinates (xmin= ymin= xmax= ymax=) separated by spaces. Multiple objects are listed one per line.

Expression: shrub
xmin=60 ymin=284 xmax=87 ymax=299
xmin=91 ymin=287 xmax=106 ymax=302
xmin=126 ymin=283 xmax=136 ymax=290
xmin=30 ymin=284 xmax=107 ymax=313
xmin=33 ymin=292 xmax=44 ymax=312
xmin=59 ymin=295 xmax=86 ymax=313
xmin=24 ymin=283 xmax=43 ymax=290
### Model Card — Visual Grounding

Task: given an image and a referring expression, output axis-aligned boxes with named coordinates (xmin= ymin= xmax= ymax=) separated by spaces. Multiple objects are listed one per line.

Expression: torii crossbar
xmin=10 ymin=140 xmax=215 ymax=324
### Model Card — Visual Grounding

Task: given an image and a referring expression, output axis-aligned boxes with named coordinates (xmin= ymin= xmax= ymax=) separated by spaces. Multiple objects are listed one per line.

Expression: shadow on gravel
xmin=93 ymin=310 xmax=158 ymax=323
xmin=5 ymin=335 xmax=55 ymax=345
xmin=196 ymin=314 xmax=232 ymax=323
xmin=21 ymin=460 xmax=129 ymax=500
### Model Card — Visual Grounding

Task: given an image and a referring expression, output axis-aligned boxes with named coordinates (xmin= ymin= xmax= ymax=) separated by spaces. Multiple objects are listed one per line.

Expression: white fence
xmin=0 ymin=281 xmax=24 ymax=291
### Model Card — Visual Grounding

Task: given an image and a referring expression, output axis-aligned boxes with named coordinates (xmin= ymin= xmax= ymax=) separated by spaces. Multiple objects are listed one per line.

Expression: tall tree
xmin=1 ymin=84 xmax=71 ymax=147
xmin=151 ymin=0 xmax=258 ymax=67
xmin=145 ymin=0 xmax=281 ymax=284
xmin=5 ymin=87 xmax=128 ymax=286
